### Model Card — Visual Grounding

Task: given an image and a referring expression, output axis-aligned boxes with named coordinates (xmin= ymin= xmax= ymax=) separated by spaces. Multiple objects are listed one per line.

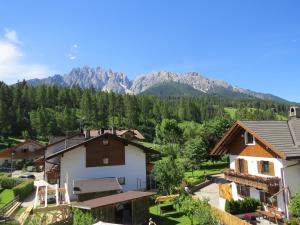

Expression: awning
xmin=74 ymin=191 xmax=155 ymax=210
xmin=73 ymin=177 xmax=122 ymax=195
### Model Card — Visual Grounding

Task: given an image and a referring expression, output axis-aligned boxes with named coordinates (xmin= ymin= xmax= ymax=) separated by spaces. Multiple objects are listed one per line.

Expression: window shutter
xmin=257 ymin=161 xmax=262 ymax=174
xmin=244 ymin=160 xmax=248 ymax=175
xmin=269 ymin=162 xmax=275 ymax=176
xmin=235 ymin=160 xmax=239 ymax=172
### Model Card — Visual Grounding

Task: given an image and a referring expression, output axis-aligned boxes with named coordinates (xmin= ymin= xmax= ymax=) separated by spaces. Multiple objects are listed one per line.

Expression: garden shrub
xmin=73 ymin=208 xmax=95 ymax=225
xmin=0 ymin=177 xmax=23 ymax=189
xmin=12 ymin=179 xmax=34 ymax=200
xmin=225 ymin=197 xmax=261 ymax=215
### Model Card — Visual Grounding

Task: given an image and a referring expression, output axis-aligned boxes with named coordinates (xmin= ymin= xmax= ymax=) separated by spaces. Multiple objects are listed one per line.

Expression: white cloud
xmin=0 ymin=29 xmax=52 ymax=84
xmin=4 ymin=28 xmax=21 ymax=44
xmin=67 ymin=43 xmax=79 ymax=60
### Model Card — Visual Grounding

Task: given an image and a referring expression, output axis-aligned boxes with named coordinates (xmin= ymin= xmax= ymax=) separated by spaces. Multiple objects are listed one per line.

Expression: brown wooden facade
xmin=85 ymin=136 xmax=125 ymax=167
xmin=84 ymin=196 xmax=150 ymax=225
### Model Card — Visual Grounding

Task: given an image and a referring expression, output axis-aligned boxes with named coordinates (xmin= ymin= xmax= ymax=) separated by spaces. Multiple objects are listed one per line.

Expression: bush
xmin=73 ymin=208 xmax=95 ymax=225
xmin=225 ymin=197 xmax=261 ymax=215
xmin=290 ymin=191 xmax=300 ymax=220
xmin=12 ymin=180 xmax=34 ymax=200
xmin=0 ymin=177 xmax=22 ymax=189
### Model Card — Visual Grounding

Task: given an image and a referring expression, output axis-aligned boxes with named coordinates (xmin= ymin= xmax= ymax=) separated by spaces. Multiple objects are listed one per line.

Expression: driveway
xmin=12 ymin=170 xmax=44 ymax=207
xmin=194 ymin=174 xmax=228 ymax=208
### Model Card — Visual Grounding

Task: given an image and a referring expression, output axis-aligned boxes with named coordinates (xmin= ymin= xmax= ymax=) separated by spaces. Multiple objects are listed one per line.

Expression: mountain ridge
xmin=24 ymin=66 xmax=288 ymax=102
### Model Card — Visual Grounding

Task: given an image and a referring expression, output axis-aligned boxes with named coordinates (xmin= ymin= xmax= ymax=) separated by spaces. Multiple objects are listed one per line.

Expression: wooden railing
xmin=224 ymin=169 xmax=280 ymax=194
xmin=212 ymin=206 xmax=251 ymax=225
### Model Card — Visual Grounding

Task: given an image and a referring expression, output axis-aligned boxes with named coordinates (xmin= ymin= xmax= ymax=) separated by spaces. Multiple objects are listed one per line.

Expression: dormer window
xmin=244 ymin=131 xmax=255 ymax=145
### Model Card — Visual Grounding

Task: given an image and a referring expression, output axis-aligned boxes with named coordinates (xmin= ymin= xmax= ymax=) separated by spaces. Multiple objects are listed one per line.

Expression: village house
xmin=89 ymin=128 xmax=145 ymax=141
xmin=44 ymin=132 xmax=158 ymax=201
xmin=211 ymin=106 xmax=300 ymax=218
xmin=0 ymin=139 xmax=44 ymax=168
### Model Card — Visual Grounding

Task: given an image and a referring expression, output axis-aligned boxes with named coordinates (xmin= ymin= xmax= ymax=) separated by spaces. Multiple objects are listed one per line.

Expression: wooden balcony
xmin=224 ymin=169 xmax=280 ymax=194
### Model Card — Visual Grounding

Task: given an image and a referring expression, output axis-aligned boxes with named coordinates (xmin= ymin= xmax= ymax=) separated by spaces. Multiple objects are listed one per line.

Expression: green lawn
xmin=184 ymin=161 xmax=227 ymax=185
xmin=224 ymin=107 xmax=237 ymax=119
xmin=0 ymin=189 xmax=15 ymax=208
xmin=149 ymin=204 xmax=191 ymax=225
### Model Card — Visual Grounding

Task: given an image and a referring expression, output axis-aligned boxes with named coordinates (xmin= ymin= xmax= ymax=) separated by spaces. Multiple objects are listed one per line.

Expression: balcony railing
xmin=224 ymin=168 xmax=280 ymax=194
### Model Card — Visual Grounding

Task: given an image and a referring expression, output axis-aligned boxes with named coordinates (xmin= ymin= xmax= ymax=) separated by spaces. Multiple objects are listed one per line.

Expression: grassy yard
xmin=184 ymin=161 xmax=227 ymax=185
xmin=0 ymin=189 xmax=15 ymax=208
xmin=149 ymin=204 xmax=191 ymax=225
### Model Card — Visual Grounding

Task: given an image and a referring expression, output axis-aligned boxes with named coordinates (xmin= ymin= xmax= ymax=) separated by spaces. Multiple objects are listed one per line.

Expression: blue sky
xmin=0 ymin=1 xmax=300 ymax=101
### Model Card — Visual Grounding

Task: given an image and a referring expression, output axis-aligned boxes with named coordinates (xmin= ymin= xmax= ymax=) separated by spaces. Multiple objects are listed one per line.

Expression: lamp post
xmin=11 ymin=151 xmax=15 ymax=175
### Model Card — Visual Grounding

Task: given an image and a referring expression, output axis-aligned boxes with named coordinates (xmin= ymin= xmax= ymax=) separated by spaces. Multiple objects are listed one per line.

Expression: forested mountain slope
xmin=0 ymin=81 xmax=292 ymax=140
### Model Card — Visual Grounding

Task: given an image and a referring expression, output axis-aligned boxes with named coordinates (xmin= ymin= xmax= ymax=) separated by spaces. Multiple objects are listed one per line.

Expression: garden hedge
xmin=12 ymin=179 xmax=34 ymax=200
xmin=225 ymin=197 xmax=261 ymax=215
xmin=0 ymin=177 xmax=23 ymax=189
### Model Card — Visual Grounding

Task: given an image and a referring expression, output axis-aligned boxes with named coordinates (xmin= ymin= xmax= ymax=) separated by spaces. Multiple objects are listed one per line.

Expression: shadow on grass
xmin=150 ymin=212 xmax=183 ymax=225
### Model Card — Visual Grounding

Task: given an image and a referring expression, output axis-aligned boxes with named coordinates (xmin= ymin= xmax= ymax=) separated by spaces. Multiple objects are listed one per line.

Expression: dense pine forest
xmin=0 ymin=81 xmax=292 ymax=140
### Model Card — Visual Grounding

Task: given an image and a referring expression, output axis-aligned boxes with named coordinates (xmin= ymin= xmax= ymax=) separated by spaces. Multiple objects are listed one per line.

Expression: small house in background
xmin=90 ymin=129 xmax=145 ymax=141
xmin=0 ymin=139 xmax=44 ymax=167
xmin=211 ymin=106 xmax=300 ymax=218
xmin=45 ymin=133 xmax=159 ymax=201
xmin=73 ymin=191 xmax=155 ymax=225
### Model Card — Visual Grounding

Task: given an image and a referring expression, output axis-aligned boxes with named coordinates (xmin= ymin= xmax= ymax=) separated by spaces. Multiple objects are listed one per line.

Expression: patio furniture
xmin=256 ymin=208 xmax=284 ymax=224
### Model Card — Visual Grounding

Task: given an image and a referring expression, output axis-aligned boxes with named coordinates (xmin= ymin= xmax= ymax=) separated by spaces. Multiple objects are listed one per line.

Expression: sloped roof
xmin=211 ymin=119 xmax=300 ymax=159
xmin=74 ymin=191 xmax=155 ymax=210
xmin=90 ymin=129 xmax=145 ymax=140
xmin=73 ymin=177 xmax=122 ymax=195
xmin=242 ymin=120 xmax=300 ymax=158
xmin=46 ymin=133 xmax=159 ymax=160
xmin=0 ymin=139 xmax=44 ymax=157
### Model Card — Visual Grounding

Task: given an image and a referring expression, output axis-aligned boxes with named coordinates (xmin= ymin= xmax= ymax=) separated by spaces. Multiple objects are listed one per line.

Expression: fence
xmin=212 ymin=206 xmax=251 ymax=225
xmin=0 ymin=195 xmax=20 ymax=217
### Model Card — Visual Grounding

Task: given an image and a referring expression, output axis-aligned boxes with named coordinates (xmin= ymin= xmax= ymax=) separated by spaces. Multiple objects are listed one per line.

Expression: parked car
xmin=19 ymin=174 xmax=36 ymax=179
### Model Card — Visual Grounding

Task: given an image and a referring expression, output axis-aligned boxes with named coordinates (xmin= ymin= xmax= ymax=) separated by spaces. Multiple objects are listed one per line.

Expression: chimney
xmin=289 ymin=106 xmax=300 ymax=119
xmin=100 ymin=128 xmax=105 ymax=135
xmin=84 ymin=130 xmax=90 ymax=139
xmin=111 ymin=127 xmax=117 ymax=135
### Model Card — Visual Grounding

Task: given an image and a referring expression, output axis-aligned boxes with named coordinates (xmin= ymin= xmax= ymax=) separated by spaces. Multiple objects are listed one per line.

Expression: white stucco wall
xmin=229 ymin=155 xmax=286 ymax=212
xmin=229 ymin=155 xmax=283 ymax=178
xmin=60 ymin=144 xmax=147 ymax=200
xmin=283 ymin=160 xmax=300 ymax=197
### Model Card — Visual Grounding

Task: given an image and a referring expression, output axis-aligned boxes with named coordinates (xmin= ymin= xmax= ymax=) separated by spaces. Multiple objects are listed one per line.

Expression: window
xmin=244 ymin=131 xmax=255 ymax=145
xmin=262 ymin=161 xmax=270 ymax=174
xmin=118 ymin=177 xmax=126 ymax=185
xmin=102 ymin=158 xmax=109 ymax=165
xmin=238 ymin=159 xmax=245 ymax=174
xmin=237 ymin=184 xmax=250 ymax=197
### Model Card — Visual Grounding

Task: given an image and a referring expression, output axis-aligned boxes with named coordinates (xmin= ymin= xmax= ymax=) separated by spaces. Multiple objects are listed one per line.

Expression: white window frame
xmin=244 ymin=131 xmax=255 ymax=146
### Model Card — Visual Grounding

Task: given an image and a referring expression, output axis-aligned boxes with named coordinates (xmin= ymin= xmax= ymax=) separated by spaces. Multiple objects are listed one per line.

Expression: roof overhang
xmin=211 ymin=120 xmax=286 ymax=159
xmin=46 ymin=133 xmax=160 ymax=160
xmin=73 ymin=191 xmax=155 ymax=210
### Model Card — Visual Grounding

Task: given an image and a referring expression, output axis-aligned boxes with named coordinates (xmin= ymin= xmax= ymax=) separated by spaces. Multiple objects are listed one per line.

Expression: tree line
xmin=0 ymin=80 xmax=292 ymax=139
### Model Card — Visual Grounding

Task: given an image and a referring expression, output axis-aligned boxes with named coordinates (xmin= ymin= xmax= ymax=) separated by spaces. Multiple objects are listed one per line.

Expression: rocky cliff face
xmin=25 ymin=66 xmax=286 ymax=102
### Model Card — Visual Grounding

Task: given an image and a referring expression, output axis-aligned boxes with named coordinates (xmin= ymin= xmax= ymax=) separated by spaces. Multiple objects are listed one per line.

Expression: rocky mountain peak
xmin=25 ymin=66 xmax=287 ymax=102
